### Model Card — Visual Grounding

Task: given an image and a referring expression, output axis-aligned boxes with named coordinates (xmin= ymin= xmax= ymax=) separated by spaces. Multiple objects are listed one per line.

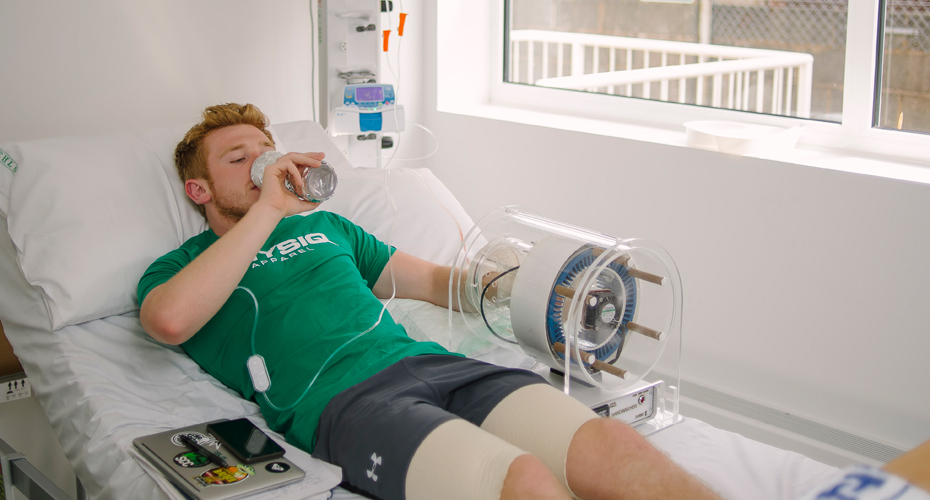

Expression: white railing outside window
xmin=509 ymin=30 xmax=814 ymax=118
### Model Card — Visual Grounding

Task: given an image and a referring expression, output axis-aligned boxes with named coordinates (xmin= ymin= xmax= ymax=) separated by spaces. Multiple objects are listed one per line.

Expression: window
xmin=877 ymin=0 xmax=930 ymax=133
xmin=503 ymin=0 xmax=930 ymax=136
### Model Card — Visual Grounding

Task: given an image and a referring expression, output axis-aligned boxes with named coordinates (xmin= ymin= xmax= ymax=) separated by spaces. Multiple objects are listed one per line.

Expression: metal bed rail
xmin=0 ymin=436 xmax=73 ymax=500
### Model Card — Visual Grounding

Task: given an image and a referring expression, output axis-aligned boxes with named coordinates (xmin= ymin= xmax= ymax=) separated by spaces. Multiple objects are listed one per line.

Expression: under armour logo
xmin=366 ymin=453 xmax=382 ymax=482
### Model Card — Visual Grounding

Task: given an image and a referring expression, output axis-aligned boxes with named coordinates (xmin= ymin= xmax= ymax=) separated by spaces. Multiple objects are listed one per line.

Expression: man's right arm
xmin=140 ymin=203 xmax=284 ymax=345
xmin=140 ymin=153 xmax=323 ymax=345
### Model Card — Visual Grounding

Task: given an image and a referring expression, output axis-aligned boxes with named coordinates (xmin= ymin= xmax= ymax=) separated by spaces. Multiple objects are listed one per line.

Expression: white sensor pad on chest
xmin=247 ymin=355 xmax=271 ymax=393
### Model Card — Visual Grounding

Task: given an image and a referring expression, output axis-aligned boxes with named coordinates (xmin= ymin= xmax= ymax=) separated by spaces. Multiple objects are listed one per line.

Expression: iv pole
xmin=318 ymin=0 xmax=403 ymax=169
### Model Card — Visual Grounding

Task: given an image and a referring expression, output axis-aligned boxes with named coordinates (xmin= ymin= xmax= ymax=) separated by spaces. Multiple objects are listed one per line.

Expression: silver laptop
xmin=133 ymin=420 xmax=305 ymax=500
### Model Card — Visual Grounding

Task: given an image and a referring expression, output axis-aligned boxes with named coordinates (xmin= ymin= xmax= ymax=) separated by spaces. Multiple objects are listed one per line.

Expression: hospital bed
xmin=0 ymin=120 xmax=840 ymax=500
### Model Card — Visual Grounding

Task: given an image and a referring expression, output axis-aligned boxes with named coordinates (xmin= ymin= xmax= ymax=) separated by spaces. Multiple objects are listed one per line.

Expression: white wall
xmin=419 ymin=2 xmax=930 ymax=453
xmin=0 ymin=1 xmax=316 ymax=143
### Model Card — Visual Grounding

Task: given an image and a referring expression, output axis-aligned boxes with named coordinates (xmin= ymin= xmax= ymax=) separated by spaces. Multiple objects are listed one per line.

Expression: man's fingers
xmin=283 ymin=162 xmax=306 ymax=195
xmin=282 ymin=151 xmax=326 ymax=168
xmin=262 ymin=152 xmax=326 ymax=200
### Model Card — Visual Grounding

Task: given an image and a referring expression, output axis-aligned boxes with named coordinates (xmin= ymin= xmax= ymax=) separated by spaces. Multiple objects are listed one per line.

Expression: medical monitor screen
xmin=356 ymin=86 xmax=384 ymax=103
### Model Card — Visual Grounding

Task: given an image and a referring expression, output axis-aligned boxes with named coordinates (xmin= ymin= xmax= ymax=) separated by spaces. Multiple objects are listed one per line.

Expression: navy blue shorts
xmin=311 ymin=354 xmax=547 ymax=500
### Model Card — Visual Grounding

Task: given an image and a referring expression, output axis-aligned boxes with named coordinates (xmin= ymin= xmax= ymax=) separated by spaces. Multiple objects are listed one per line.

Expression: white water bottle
xmin=250 ymin=151 xmax=338 ymax=203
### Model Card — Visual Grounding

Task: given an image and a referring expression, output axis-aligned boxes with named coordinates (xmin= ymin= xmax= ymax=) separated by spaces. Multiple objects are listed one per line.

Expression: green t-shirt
xmin=138 ymin=211 xmax=453 ymax=452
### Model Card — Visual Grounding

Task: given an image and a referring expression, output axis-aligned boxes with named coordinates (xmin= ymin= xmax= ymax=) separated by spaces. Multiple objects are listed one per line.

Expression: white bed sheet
xmin=6 ymin=298 xmax=837 ymax=500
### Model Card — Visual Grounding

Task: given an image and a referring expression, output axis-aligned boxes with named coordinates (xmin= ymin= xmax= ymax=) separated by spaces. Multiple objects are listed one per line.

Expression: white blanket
xmin=4 ymin=301 xmax=836 ymax=500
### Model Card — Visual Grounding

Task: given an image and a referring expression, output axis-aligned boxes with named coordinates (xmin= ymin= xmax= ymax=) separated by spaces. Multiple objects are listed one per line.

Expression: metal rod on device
xmin=627 ymin=321 xmax=664 ymax=341
xmin=553 ymin=342 xmax=629 ymax=379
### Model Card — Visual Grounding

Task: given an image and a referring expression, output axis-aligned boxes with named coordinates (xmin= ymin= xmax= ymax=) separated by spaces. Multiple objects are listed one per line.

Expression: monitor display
xmin=356 ymin=86 xmax=384 ymax=103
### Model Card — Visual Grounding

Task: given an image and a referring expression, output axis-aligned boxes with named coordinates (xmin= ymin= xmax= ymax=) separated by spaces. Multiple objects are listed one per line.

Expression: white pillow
xmin=319 ymin=167 xmax=473 ymax=265
xmin=270 ymin=120 xmax=355 ymax=171
xmin=0 ymin=120 xmax=473 ymax=330
xmin=0 ymin=124 xmax=208 ymax=329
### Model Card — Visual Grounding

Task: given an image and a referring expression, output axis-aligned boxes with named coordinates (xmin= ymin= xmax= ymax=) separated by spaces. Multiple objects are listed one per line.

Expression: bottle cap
xmin=302 ymin=160 xmax=338 ymax=203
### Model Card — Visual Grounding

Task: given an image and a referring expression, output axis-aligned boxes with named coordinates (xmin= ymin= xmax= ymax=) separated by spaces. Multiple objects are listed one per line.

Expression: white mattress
xmin=5 ymin=299 xmax=837 ymax=500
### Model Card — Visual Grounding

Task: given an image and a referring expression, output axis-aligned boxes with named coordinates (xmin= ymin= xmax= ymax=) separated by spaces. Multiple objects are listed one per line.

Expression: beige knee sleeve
xmin=480 ymin=383 xmax=598 ymax=494
xmin=405 ymin=419 xmax=526 ymax=500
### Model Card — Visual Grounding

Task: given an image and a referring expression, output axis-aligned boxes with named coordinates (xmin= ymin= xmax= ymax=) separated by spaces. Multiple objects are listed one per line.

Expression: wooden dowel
xmin=593 ymin=359 xmax=629 ymax=379
xmin=627 ymin=321 xmax=663 ymax=341
xmin=590 ymin=248 xmax=662 ymax=285
xmin=591 ymin=248 xmax=631 ymax=267
xmin=553 ymin=342 xmax=629 ymax=379
xmin=554 ymin=285 xmax=576 ymax=299
xmin=628 ymin=268 xmax=665 ymax=286
xmin=553 ymin=342 xmax=594 ymax=364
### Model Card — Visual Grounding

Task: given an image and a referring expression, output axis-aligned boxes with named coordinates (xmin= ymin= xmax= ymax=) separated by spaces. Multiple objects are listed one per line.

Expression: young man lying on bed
xmin=137 ymin=103 xmax=722 ymax=500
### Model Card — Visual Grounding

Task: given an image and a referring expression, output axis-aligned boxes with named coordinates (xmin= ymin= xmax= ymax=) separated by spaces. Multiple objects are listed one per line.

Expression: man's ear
xmin=185 ymin=179 xmax=212 ymax=206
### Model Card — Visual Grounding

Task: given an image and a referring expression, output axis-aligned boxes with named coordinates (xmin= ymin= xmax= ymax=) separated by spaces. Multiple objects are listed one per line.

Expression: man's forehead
xmin=205 ymin=125 xmax=274 ymax=158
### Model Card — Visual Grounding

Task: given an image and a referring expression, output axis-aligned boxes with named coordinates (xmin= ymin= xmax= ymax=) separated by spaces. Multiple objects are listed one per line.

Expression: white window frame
xmin=436 ymin=0 xmax=930 ymax=167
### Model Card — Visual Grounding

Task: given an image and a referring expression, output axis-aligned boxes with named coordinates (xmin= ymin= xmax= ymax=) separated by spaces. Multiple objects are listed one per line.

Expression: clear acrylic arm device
xmin=450 ymin=207 xmax=683 ymax=434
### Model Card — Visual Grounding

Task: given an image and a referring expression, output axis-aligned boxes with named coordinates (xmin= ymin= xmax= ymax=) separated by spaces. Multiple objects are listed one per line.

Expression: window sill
xmin=440 ymin=100 xmax=930 ymax=187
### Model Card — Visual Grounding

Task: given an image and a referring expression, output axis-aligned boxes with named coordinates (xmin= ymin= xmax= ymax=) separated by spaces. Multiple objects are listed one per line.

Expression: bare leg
xmin=501 ymin=454 xmax=573 ymax=500
xmin=566 ymin=418 xmax=722 ymax=500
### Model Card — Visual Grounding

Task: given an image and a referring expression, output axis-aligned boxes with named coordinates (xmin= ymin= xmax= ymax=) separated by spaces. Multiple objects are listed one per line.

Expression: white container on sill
xmin=684 ymin=120 xmax=804 ymax=156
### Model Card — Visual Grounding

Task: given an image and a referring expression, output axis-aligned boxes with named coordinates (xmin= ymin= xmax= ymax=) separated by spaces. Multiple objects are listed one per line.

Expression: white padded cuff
xmin=480 ymin=383 xmax=597 ymax=496
xmin=404 ymin=419 xmax=526 ymax=500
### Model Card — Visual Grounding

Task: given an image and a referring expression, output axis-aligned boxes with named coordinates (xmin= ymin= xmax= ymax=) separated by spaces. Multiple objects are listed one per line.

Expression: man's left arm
xmin=371 ymin=251 xmax=464 ymax=311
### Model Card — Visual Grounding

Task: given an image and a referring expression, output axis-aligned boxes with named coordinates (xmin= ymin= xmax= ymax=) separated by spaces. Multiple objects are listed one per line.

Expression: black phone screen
xmin=206 ymin=418 xmax=285 ymax=464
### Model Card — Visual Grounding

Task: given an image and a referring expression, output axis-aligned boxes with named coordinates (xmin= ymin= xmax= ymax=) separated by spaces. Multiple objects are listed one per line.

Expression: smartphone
xmin=206 ymin=418 xmax=285 ymax=464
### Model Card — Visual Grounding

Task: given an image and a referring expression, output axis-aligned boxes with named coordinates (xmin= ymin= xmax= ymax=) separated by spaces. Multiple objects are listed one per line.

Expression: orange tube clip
xmin=383 ymin=30 xmax=391 ymax=51
xmin=398 ymin=13 xmax=407 ymax=36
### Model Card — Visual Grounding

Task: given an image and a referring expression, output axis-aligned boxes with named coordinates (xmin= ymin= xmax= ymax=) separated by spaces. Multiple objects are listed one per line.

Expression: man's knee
xmin=576 ymin=417 xmax=651 ymax=450
xmin=502 ymin=454 xmax=572 ymax=500
xmin=566 ymin=417 xmax=673 ymax=497
xmin=567 ymin=414 xmax=723 ymax=500
xmin=571 ymin=417 xmax=656 ymax=466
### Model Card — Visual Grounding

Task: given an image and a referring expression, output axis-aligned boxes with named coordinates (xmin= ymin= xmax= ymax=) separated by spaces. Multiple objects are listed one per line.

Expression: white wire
xmin=397 ymin=0 xmax=403 ymax=103
xmin=380 ymin=122 xmax=439 ymax=161
xmin=381 ymin=7 xmax=438 ymax=165
xmin=310 ymin=0 xmax=317 ymax=123
xmin=384 ymin=9 xmax=398 ymax=87
xmin=383 ymin=12 xmax=404 ymax=170
xmin=248 ymin=155 xmax=402 ymax=413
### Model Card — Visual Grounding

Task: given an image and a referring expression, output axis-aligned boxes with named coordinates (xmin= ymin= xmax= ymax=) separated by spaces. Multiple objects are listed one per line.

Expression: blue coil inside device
xmin=546 ymin=247 xmax=637 ymax=366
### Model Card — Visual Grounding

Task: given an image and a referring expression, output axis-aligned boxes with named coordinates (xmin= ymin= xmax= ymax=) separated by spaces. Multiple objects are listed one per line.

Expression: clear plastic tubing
xmin=250 ymin=150 xmax=338 ymax=203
